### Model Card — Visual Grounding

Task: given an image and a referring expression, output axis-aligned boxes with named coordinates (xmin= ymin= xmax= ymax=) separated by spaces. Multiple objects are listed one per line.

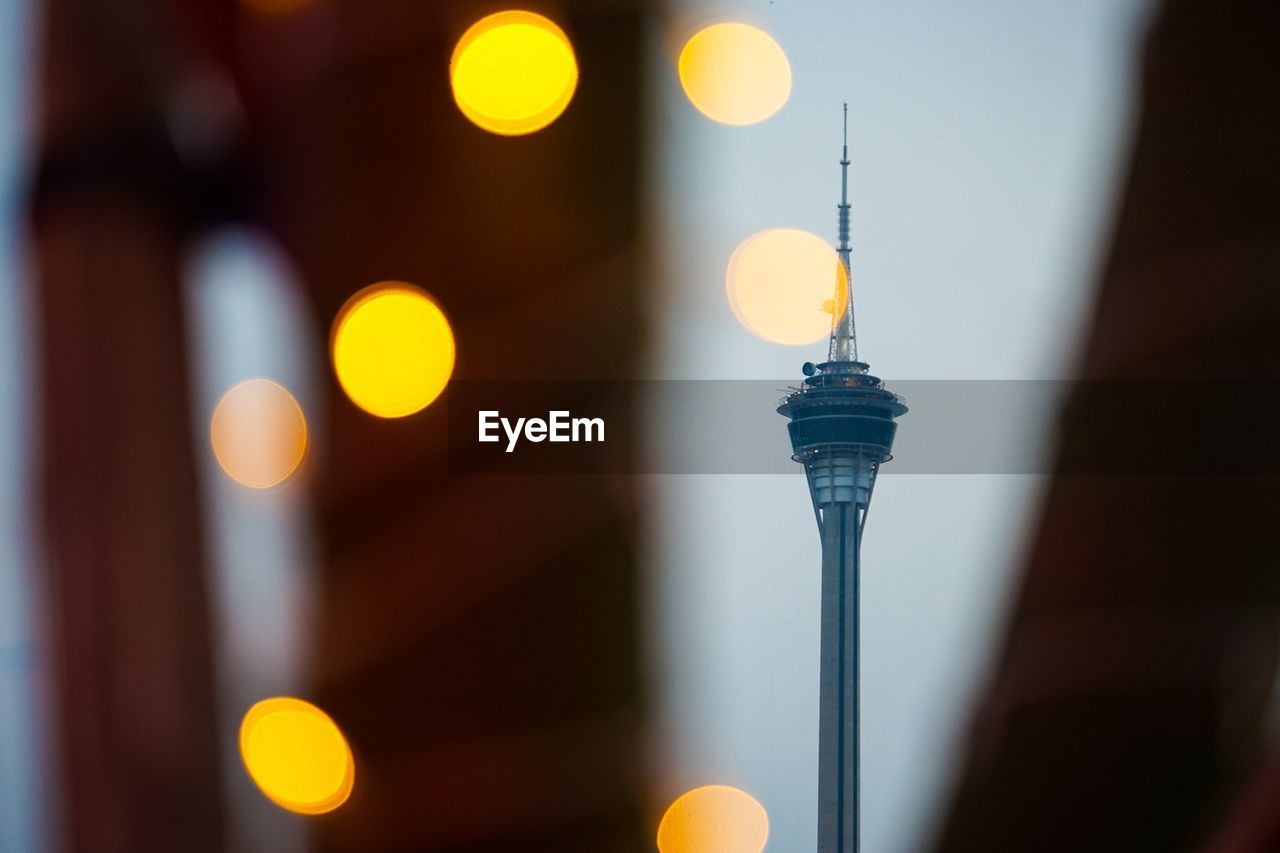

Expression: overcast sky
xmin=648 ymin=1 xmax=1152 ymax=850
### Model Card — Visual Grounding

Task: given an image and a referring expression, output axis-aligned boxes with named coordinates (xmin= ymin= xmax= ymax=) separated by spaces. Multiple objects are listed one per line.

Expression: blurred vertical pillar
xmin=30 ymin=0 xmax=228 ymax=850
xmin=932 ymin=1 xmax=1280 ymax=851
xmin=235 ymin=1 xmax=651 ymax=850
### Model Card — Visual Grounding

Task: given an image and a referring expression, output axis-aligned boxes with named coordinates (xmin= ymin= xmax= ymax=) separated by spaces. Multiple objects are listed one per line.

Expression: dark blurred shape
xmin=32 ymin=0 xmax=233 ymax=850
xmin=931 ymin=1 xmax=1280 ymax=851
xmin=1204 ymin=753 xmax=1280 ymax=853
xmin=32 ymin=0 xmax=648 ymax=851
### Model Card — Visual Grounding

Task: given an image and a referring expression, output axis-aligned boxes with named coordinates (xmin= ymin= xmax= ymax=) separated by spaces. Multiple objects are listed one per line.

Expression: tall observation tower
xmin=777 ymin=105 xmax=907 ymax=853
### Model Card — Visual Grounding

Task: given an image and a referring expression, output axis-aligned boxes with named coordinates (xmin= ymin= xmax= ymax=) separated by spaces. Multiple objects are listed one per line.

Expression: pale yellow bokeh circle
xmin=727 ymin=228 xmax=848 ymax=346
xmin=657 ymin=785 xmax=770 ymax=853
xmin=210 ymin=378 xmax=308 ymax=489
xmin=678 ymin=23 xmax=791 ymax=126
xmin=450 ymin=10 xmax=579 ymax=136
xmin=239 ymin=697 xmax=355 ymax=815
xmin=331 ymin=283 xmax=456 ymax=418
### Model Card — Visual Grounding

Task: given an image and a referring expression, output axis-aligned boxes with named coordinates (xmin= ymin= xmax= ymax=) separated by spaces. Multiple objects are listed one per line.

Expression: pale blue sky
xmin=0 ymin=0 xmax=39 ymax=848
xmin=649 ymin=1 xmax=1152 ymax=850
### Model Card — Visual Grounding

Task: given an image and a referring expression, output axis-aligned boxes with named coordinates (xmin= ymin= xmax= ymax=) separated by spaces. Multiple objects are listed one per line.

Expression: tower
xmin=777 ymin=105 xmax=907 ymax=853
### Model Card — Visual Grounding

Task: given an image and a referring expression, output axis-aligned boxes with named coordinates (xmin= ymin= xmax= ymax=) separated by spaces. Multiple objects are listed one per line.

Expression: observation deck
xmin=777 ymin=360 xmax=908 ymax=466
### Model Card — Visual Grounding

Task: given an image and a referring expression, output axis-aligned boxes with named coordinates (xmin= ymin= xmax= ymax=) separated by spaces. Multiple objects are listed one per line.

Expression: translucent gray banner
xmin=443 ymin=380 xmax=1272 ymax=475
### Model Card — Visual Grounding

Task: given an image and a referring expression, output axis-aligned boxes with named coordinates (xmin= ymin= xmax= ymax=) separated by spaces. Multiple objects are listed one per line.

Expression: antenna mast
xmin=829 ymin=102 xmax=860 ymax=363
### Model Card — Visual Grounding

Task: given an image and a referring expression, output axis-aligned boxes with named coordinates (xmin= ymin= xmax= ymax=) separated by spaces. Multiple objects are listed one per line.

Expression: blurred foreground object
xmin=448 ymin=10 xmax=579 ymax=136
xmin=676 ymin=22 xmax=791 ymax=127
xmin=932 ymin=1 xmax=1280 ymax=851
xmin=32 ymin=0 xmax=648 ymax=850
xmin=656 ymin=785 xmax=769 ymax=853
xmin=239 ymin=697 xmax=354 ymax=815
xmin=32 ymin=0 xmax=230 ymax=847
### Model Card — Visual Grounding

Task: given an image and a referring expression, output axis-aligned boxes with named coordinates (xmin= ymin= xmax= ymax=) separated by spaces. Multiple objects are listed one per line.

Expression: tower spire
xmin=829 ymin=102 xmax=859 ymax=363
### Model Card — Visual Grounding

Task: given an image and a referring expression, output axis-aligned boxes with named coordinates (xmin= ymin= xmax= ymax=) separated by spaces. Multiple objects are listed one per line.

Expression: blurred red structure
xmin=32 ymin=1 xmax=648 ymax=850
xmin=932 ymin=1 xmax=1280 ymax=851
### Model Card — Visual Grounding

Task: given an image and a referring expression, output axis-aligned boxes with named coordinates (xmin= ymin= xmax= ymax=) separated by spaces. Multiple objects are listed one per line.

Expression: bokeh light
xmin=331 ymin=283 xmax=456 ymax=418
xmin=450 ymin=10 xmax=579 ymax=136
xmin=657 ymin=785 xmax=770 ymax=853
xmin=239 ymin=697 xmax=355 ymax=815
xmin=678 ymin=23 xmax=791 ymax=126
xmin=210 ymin=378 xmax=308 ymax=489
xmin=726 ymin=228 xmax=848 ymax=346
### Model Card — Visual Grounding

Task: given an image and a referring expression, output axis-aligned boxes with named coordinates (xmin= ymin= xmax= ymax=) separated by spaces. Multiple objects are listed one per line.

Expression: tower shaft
xmin=781 ymin=370 xmax=901 ymax=853
xmin=812 ymin=453 xmax=873 ymax=852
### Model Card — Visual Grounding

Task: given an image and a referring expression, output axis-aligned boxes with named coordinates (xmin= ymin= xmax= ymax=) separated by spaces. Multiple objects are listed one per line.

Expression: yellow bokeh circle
xmin=727 ymin=228 xmax=848 ymax=346
xmin=450 ymin=10 xmax=579 ymax=136
xmin=239 ymin=697 xmax=355 ymax=815
xmin=678 ymin=23 xmax=792 ymax=126
xmin=331 ymin=283 xmax=456 ymax=418
xmin=210 ymin=378 xmax=308 ymax=489
xmin=657 ymin=785 xmax=770 ymax=853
